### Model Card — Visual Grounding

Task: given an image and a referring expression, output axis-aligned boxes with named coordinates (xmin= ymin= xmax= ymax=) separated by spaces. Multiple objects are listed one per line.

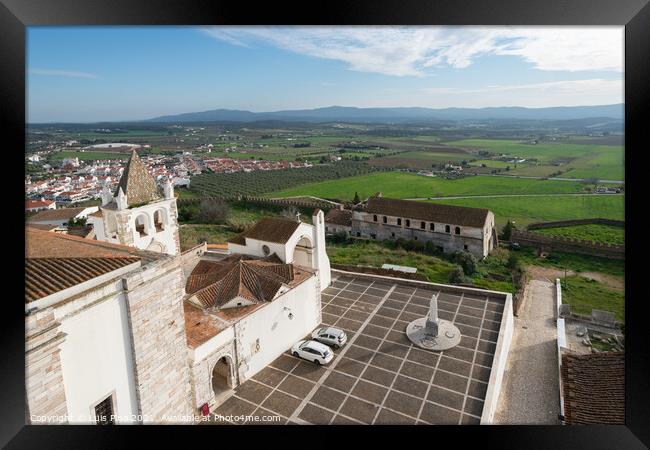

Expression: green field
xmin=433 ymin=195 xmax=623 ymax=228
xmin=50 ymin=151 xmax=131 ymax=161
xmin=534 ymin=223 xmax=624 ymax=245
xmin=561 ymin=276 xmax=624 ymax=323
xmin=516 ymin=245 xmax=624 ymax=277
xmin=447 ymin=139 xmax=624 ymax=181
xmin=268 ymin=171 xmax=604 ymax=201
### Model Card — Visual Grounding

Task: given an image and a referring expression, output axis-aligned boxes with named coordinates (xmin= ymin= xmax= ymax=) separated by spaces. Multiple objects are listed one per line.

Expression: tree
xmin=353 ymin=192 xmax=361 ymax=204
xmin=449 ymin=266 xmax=466 ymax=284
xmin=198 ymin=198 xmax=230 ymax=224
xmin=453 ymin=251 xmax=478 ymax=276
xmin=67 ymin=217 xmax=87 ymax=227
xmin=507 ymin=253 xmax=522 ymax=271
xmin=501 ymin=220 xmax=514 ymax=240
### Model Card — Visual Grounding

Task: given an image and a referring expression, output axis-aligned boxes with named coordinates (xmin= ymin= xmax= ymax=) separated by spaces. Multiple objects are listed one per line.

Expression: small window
xmin=429 ymin=223 xmax=434 ymax=231
xmin=420 ymin=221 xmax=425 ymax=229
xmin=357 ymin=232 xmax=361 ymax=237
xmin=455 ymin=227 xmax=461 ymax=235
xmin=325 ymin=226 xmax=329 ymax=232
xmin=414 ymin=236 xmax=418 ymax=240
xmin=371 ymin=233 xmax=376 ymax=240
xmin=94 ymin=395 xmax=115 ymax=425
xmin=373 ymin=215 xmax=378 ymax=222
xmin=383 ymin=216 xmax=387 ymax=223
xmin=262 ymin=245 xmax=270 ymax=256
xmin=406 ymin=220 xmax=410 ymax=227
xmin=391 ymin=232 xmax=395 ymax=238
xmin=464 ymin=245 xmax=468 ymax=250
xmin=397 ymin=218 xmax=402 ymax=226
xmin=445 ymin=225 xmax=450 ymax=233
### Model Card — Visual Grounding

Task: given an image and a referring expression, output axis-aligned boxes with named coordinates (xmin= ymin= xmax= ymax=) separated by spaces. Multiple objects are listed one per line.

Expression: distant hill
xmin=147 ymin=104 xmax=624 ymax=124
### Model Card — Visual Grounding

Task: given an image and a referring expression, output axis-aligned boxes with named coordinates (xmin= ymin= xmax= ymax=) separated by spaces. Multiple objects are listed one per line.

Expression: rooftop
xmin=365 ymin=196 xmax=490 ymax=228
xmin=115 ymin=150 xmax=163 ymax=206
xmin=27 ymin=207 xmax=86 ymax=223
xmin=324 ymin=208 xmax=352 ymax=227
xmin=561 ymin=350 xmax=624 ymax=424
xmin=227 ymin=216 xmax=301 ymax=245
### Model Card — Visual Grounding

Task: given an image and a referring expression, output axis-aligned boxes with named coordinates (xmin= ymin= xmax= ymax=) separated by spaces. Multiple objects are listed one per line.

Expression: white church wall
xmin=235 ymin=277 xmax=320 ymax=382
xmin=58 ymin=292 xmax=139 ymax=424
xmin=228 ymin=239 xmax=288 ymax=261
xmin=127 ymin=199 xmax=179 ymax=255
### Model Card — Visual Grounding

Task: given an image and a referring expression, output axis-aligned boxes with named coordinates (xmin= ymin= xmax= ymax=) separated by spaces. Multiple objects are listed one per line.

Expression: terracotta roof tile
xmin=325 ymin=208 xmax=352 ymax=226
xmin=227 ymin=217 xmax=300 ymax=245
xmin=27 ymin=207 xmax=86 ymax=223
xmin=561 ymin=351 xmax=625 ymax=424
xmin=115 ymin=150 xmax=163 ymax=206
xmin=365 ymin=196 xmax=490 ymax=228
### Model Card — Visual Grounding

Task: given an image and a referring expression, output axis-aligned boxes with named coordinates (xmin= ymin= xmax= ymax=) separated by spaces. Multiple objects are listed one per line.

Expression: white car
xmin=311 ymin=327 xmax=348 ymax=349
xmin=291 ymin=340 xmax=334 ymax=365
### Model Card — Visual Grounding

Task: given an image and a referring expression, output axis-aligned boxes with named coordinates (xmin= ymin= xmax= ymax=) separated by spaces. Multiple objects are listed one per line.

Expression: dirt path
xmin=527 ymin=266 xmax=624 ymax=292
xmin=494 ymin=277 xmax=560 ymax=424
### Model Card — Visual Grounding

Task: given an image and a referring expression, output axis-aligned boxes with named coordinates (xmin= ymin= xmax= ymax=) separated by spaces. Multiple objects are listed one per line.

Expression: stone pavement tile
xmin=384 ymin=329 xmax=412 ymax=346
xmin=269 ymin=354 xmax=300 ymax=373
xmin=337 ymin=290 xmax=361 ymax=301
xmin=454 ymin=314 xmax=483 ymax=328
xmin=363 ymin=324 xmax=389 ymax=340
xmin=345 ymin=345 xmax=375 ymax=364
xmin=351 ymin=380 xmax=388 ymax=405
xmin=350 ymin=301 xmax=376 ymax=314
xmin=323 ymin=371 xmax=357 ymax=392
xmin=443 ymin=345 xmax=475 ymax=363
xmin=330 ymin=414 xmax=359 ymax=425
xmin=398 ymin=310 xmax=421 ymax=323
xmin=399 ymin=360 xmax=434 ymax=382
xmin=459 ymin=335 xmax=478 ymax=350
xmin=339 ymin=396 xmax=380 ymax=424
xmin=391 ymin=288 xmax=413 ymax=297
xmin=335 ymin=357 xmax=366 ymax=377
xmin=463 ymin=397 xmax=485 ymax=417
xmin=321 ymin=313 xmax=338 ymax=326
xmin=484 ymin=310 xmax=503 ymax=322
xmin=384 ymin=299 xmax=405 ymax=310
xmin=485 ymin=299 xmax=504 ymax=313
xmin=470 ymin=364 xmax=491 ymax=383
xmin=344 ymin=309 xmax=369 ymax=322
xmin=482 ymin=318 xmax=502 ymax=332
xmin=406 ymin=348 xmax=440 ymax=367
xmin=414 ymin=288 xmax=437 ymax=298
xmin=361 ymin=365 xmax=396 ymax=386
xmin=480 ymin=329 xmax=499 ymax=343
xmin=235 ymin=380 xmax=273 ymax=404
xmin=370 ymin=353 xmax=403 ymax=372
xmin=404 ymin=303 xmax=429 ymax=315
xmin=252 ymin=367 xmax=287 ymax=387
xmin=461 ymin=414 xmax=481 ymax=424
xmin=376 ymin=306 xmax=401 ymax=319
xmin=433 ymin=370 xmax=469 ymax=394
xmin=366 ymin=287 xmax=388 ymax=297
xmin=335 ymin=318 xmax=364 ymax=333
xmin=330 ymin=297 xmax=355 ymax=308
xmin=383 ymin=391 xmax=422 ymax=418
xmin=461 ymin=297 xmax=485 ymax=309
xmin=261 ymin=390 xmax=302 ymax=417
xmin=420 ymin=401 xmax=461 ymax=424
xmin=374 ymin=408 xmax=417 ymax=425
xmin=438 ymin=310 xmax=455 ymax=321
xmin=369 ymin=315 xmax=394 ymax=328
xmin=477 ymin=339 xmax=497 ymax=355
xmin=299 ymin=403 xmax=335 ymax=425
xmin=467 ymin=380 xmax=488 ymax=399
xmin=458 ymin=306 xmax=485 ymax=318
xmin=438 ymin=355 xmax=472 ymax=378
xmin=277 ymin=374 xmax=315 ymax=398
xmin=474 ymin=351 xmax=494 ymax=368
xmin=310 ymin=386 xmax=346 ymax=411
xmin=347 ymin=283 xmax=369 ymax=293
xmin=217 ymin=396 xmax=257 ymax=417
xmin=455 ymin=323 xmax=480 ymax=338
xmin=323 ymin=304 xmax=348 ymax=316
xmin=392 ymin=375 xmax=428 ymax=398
xmin=354 ymin=334 xmax=383 ymax=350
xmin=291 ymin=360 xmax=326 ymax=382
xmin=378 ymin=341 xmax=410 ymax=359
xmin=426 ymin=385 xmax=465 ymax=410
xmin=410 ymin=297 xmax=431 ymax=307
xmin=245 ymin=407 xmax=285 ymax=425
xmin=371 ymin=282 xmax=393 ymax=290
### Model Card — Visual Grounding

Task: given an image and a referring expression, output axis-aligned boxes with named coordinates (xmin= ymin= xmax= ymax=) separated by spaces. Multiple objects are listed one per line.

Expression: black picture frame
xmin=3 ymin=0 xmax=649 ymax=447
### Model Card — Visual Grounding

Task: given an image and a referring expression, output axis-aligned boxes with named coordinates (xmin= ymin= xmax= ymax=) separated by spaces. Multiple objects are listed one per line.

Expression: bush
xmin=448 ymin=266 xmax=466 ymax=284
xmin=453 ymin=251 xmax=478 ymax=276
xmin=507 ymin=253 xmax=522 ymax=271
xmin=226 ymin=218 xmax=253 ymax=233
xmin=501 ymin=220 xmax=514 ymax=240
xmin=198 ymin=198 xmax=230 ymax=224
xmin=328 ymin=231 xmax=350 ymax=244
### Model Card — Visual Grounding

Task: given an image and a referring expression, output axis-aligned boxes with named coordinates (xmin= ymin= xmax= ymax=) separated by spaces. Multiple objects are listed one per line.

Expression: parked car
xmin=311 ymin=327 xmax=348 ymax=349
xmin=509 ymin=241 xmax=521 ymax=250
xmin=292 ymin=340 xmax=334 ymax=365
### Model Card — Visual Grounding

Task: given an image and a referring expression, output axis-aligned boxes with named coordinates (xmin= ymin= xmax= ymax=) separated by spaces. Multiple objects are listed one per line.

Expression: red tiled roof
xmin=325 ymin=208 xmax=352 ymax=226
xmin=227 ymin=217 xmax=300 ymax=245
xmin=26 ymin=257 xmax=140 ymax=303
xmin=561 ymin=351 xmax=625 ymax=424
xmin=25 ymin=199 xmax=55 ymax=209
xmin=27 ymin=207 xmax=86 ymax=223
xmin=365 ymin=196 xmax=490 ymax=228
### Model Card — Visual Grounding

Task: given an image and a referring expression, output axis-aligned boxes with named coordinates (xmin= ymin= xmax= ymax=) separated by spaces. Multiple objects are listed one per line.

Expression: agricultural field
xmin=432 ymin=195 xmax=624 ymax=228
xmin=533 ymin=223 xmax=624 ymax=245
xmin=369 ymin=150 xmax=469 ymax=169
xmin=446 ymin=138 xmax=624 ymax=181
xmin=189 ymin=162 xmax=381 ymax=198
xmin=268 ymin=170 xmax=605 ymax=201
xmin=560 ymin=275 xmax=624 ymax=323
xmin=49 ymin=150 xmax=131 ymax=161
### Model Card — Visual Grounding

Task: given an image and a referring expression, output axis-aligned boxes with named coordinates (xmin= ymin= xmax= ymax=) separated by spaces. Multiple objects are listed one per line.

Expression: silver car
xmin=311 ymin=327 xmax=348 ymax=349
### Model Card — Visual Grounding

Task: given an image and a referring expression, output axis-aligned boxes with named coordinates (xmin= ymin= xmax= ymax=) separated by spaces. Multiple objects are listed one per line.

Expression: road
xmin=406 ymin=193 xmax=624 ymax=201
xmin=493 ymin=277 xmax=560 ymax=424
xmin=473 ymin=173 xmax=624 ymax=184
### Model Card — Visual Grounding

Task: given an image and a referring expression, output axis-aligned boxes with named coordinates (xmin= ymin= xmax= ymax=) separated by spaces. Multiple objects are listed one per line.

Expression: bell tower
xmin=92 ymin=150 xmax=180 ymax=255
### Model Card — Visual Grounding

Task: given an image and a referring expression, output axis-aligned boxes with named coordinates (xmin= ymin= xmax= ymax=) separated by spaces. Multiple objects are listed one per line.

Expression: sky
xmin=27 ymin=26 xmax=624 ymax=123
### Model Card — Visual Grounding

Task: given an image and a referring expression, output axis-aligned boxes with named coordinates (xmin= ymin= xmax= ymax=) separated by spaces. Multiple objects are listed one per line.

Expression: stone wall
xmin=511 ymin=229 xmax=624 ymax=259
xmin=123 ymin=257 xmax=194 ymax=423
xmin=527 ymin=218 xmax=624 ymax=230
xmin=25 ymin=310 xmax=68 ymax=423
xmin=177 ymin=195 xmax=339 ymax=211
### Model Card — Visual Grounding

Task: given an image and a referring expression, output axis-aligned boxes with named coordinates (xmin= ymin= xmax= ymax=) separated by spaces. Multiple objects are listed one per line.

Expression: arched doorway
xmin=211 ymin=356 xmax=234 ymax=401
xmin=292 ymin=236 xmax=314 ymax=268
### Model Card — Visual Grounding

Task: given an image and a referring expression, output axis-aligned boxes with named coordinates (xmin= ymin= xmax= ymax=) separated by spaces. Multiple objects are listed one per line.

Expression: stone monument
xmin=406 ymin=293 xmax=461 ymax=351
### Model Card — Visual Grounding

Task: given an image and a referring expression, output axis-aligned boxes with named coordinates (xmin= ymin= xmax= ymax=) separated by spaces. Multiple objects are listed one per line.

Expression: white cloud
xmin=202 ymin=26 xmax=623 ymax=77
xmin=29 ymin=69 xmax=98 ymax=79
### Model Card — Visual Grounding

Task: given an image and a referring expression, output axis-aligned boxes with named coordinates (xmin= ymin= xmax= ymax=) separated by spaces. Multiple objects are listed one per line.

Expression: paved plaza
xmin=211 ymin=273 xmax=505 ymax=425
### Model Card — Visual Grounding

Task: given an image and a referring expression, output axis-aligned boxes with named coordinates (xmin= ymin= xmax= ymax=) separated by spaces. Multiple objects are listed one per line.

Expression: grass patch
xmin=178 ymin=224 xmax=237 ymax=251
xmin=534 ymin=223 xmax=624 ymax=245
xmin=515 ymin=245 xmax=624 ymax=277
xmin=561 ymin=275 xmax=624 ymax=323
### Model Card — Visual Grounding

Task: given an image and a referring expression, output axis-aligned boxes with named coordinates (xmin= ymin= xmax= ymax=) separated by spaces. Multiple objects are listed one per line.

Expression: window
xmin=429 ymin=223 xmax=434 ymax=231
xmin=391 ymin=232 xmax=395 ymax=238
xmin=371 ymin=233 xmax=376 ymax=239
xmin=325 ymin=226 xmax=329 ymax=232
xmin=357 ymin=232 xmax=361 ymax=237
xmin=420 ymin=221 xmax=425 ymax=229
xmin=262 ymin=245 xmax=270 ymax=256
xmin=373 ymin=215 xmax=378 ymax=222
xmin=94 ymin=395 xmax=115 ymax=425
xmin=406 ymin=219 xmax=410 ymax=227
xmin=414 ymin=236 xmax=418 ymax=240
xmin=397 ymin=218 xmax=402 ymax=226
xmin=445 ymin=225 xmax=450 ymax=233
xmin=455 ymin=227 xmax=461 ymax=235
xmin=383 ymin=216 xmax=387 ymax=223
xmin=464 ymin=245 xmax=468 ymax=250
